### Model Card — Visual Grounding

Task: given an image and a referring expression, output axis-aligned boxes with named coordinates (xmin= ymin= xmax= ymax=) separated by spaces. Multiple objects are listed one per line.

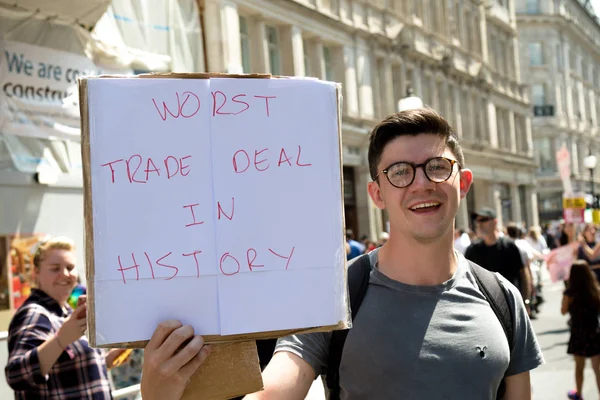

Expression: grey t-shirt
xmin=275 ymin=250 xmax=544 ymax=399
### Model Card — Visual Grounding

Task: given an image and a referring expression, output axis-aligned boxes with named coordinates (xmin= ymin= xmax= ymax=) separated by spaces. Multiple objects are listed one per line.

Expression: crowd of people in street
xmin=458 ymin=216 xmax=600 ymax=399
xmin=344 ymin=229 xmax=388 ymax=260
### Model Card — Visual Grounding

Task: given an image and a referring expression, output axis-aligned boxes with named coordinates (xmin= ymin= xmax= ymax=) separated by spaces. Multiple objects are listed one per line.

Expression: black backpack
xmin=255 ymin=254 xmax=514 ymax=399
xmin=325 ymin=254 xmax=514 ymax=400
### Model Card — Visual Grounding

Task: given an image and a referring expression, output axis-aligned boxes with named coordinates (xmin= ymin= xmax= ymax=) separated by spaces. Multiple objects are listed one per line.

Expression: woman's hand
xmin=56 ymin=300 xmax=87 ymax=348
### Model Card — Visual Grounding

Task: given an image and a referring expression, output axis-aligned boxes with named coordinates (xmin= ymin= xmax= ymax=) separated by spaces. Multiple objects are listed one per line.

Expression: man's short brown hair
xmin=367 ymin=108 xmax=465 ymax=180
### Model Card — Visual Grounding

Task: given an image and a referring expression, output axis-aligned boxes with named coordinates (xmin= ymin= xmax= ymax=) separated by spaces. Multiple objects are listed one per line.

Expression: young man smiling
xmin=140 ymin=108 xmax=544 ymax=400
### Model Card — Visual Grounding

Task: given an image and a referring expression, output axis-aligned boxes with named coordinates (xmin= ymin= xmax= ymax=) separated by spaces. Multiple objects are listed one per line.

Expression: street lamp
xmin=583 ymin=151 xmax=597 ymax=210
xmin=397 ymin=85 xmax=424 ymax=112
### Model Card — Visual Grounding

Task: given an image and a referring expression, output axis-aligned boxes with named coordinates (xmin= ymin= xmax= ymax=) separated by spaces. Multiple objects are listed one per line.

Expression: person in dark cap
xmin=465 ymin=207 xmax=533 ymax=316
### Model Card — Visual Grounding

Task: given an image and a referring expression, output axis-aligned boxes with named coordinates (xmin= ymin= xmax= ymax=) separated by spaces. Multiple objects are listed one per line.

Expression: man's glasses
xmin=476 ymin=217 xmax=493 ymax=223
xmin=375 ymin=157 xmax=461 ymax=189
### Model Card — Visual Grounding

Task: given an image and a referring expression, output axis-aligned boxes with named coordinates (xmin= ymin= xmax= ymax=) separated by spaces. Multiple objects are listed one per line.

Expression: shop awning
xmin=1 ymin=0 xmax=110 ymax=28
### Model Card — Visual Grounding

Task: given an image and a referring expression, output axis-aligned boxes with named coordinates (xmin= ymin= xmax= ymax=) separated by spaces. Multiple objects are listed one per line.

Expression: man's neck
xmin=377 ymin=231 xmax=457 ymax=286
xmin=483 ymin=231 xmax=500 ymax=246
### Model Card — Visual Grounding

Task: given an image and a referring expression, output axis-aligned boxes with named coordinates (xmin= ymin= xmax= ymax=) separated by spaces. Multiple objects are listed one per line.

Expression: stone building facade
xmin=201 ymin=0 xmax=538 ymax=237
xmin=517 ymin=0 xmax=600 ymax=222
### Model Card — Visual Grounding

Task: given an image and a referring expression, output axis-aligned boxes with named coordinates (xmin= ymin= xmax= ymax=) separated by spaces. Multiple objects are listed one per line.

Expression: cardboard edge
xmin=94 ymin=321 xmax=348 ymax=349
xmin=137 ymin=72 xmax=272 ymax=79
xmin=335 ymin=84 xmax=352 ymax=330
xmin=78 ymin=78 xmax=98 ymax=347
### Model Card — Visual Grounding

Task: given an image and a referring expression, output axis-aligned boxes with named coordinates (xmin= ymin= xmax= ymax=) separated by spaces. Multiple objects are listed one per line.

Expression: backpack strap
xmin=325 ymin=253 xmax=372 ymax=400
xmin=468 ymin=260 xmax=514 ymax=399
xmin=468 ymin=260 xmax=514 ymax=350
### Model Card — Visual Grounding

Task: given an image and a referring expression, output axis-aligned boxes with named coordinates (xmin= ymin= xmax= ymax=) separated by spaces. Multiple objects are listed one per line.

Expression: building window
xmin=464 ymin=10 xmax=473 ymax=52
xmin=489 ymin=33 xmax=497 ymax=70
xmin=556 ymin=43 xmax=563 ymax=69
xmin=532 ymin=84 xmax=545 ymax=105
xmin=572 ymin=87 xmax=580 ymax=118
xmin=343 ymin=167 xmax=359 ymax=238
xmin=496 ymin=107 xmax=506 ymax=149
xmin=503 ymin=40 xmax=511 ymax=77
xmin=538 ymin=193 xmax=562 ymax=213
xmin=495 ymin=38 xmax=503 ymax=72
xmin=585 ymin=91 xmax=592 ymax=123
xmin=303 ymin=39 xmax=311 ymax=77
xmin=529 ymin=42 xmax=543 ymax=66
xmin=392 ymin=65 xmax=403 ymax=112
xmin=473 ymin=15 xmax=482 ymax=55
xmin=535 ymin=137 xmax=555 ymax=173
xmin=374 ymin=58 xmax=385 ymax=116
xmin=266 ymin=25 xmax=281 ymax=75
xmin=473 ymin=93 xmax=484 ymax=141
xmin=447 ymin=84 xmax=457 ymax=127
xmin=239 ymin=16 xmax=251 ymax=73
xmin=499 ymin=183 xmax=511 ymax=225
xmin=559 ymin=84 xmax=566 ymax=113
xmin=413 ymin=0 xmax=423 ymax=19
xmin=438 ymin=81 xmax=447 ymax=118
xmin=323 ymin=46 xmax=334 ymax=81
xmin=517 ymin=115 xmax=528 ymax=153
xmin=518 ymin=186 xmax=528 ymax=223
xmin=454 ymin=2 xmax=462 ymax=41
xmin=526 ymin=0 xmax=539 ymax=13
xmin=460 ymin=89 xmax=470 ymax=139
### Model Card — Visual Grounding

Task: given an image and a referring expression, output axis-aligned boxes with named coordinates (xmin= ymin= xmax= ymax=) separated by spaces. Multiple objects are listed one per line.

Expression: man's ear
xmin=459 ymin=169 xmax=473 ymax=199
xmin=368 ymin=180 xmax=386 ymax=210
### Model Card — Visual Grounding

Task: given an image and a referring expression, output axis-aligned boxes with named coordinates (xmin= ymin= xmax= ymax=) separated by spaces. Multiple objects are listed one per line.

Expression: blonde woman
xmin=5 ymin=237 xmax=125 ymax=399
xmin=526 ymin=226 xmax=549 ymax=255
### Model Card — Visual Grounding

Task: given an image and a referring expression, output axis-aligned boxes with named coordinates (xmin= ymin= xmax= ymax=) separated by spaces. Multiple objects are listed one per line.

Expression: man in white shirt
xmin=453 ymin=228 xmax=471 ymax=254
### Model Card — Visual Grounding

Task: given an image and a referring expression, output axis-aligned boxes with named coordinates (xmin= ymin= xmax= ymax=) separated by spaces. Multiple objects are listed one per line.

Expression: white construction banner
xmin=0 ymin=40 xmax=103 ymax=140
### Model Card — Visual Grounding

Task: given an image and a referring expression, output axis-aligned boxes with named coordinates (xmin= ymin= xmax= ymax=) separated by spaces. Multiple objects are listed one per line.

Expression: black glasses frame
xmin=375 ymin=156 xmax=461 ymax=189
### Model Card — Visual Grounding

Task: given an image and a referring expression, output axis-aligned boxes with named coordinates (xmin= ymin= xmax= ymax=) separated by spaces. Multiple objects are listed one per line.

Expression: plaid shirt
xmin=6 ymin=289 xmax=113 ymax=399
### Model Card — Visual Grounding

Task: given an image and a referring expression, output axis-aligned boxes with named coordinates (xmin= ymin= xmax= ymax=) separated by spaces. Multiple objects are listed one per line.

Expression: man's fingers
xmin=146 ymin=320 xmax=183 ymax=351
xmin=157 ymin=326 xmax=197 ymax=364
xmin=178 ymin=344 xmax=212 ymax=381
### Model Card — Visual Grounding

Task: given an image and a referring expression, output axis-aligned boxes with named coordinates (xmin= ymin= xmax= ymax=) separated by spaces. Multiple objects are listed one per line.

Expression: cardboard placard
xmin=79 ymin=74 xmax=350 ymax=349
xmin=181 ymin=340 xmax=263 ymax=400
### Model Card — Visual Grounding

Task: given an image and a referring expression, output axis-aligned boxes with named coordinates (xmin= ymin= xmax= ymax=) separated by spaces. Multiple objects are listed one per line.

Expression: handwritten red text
xmin=219 ymin=246 xmax=295 ymax=276
xmin=233 ymin=145 xmax=312 ymax=173
xmin=100 ymin=154 xmax=192 ymax=184
xmin=152 ymin=91 xmax=277 ymax=121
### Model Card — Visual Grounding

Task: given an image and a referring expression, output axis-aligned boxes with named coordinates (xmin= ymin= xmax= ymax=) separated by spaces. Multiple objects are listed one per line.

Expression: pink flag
xmin=544 ymin=242 xmax=578 ymax=282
